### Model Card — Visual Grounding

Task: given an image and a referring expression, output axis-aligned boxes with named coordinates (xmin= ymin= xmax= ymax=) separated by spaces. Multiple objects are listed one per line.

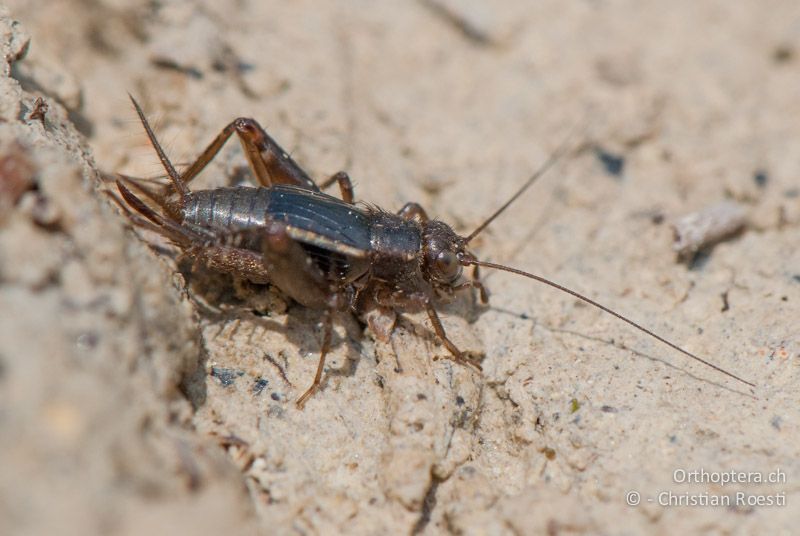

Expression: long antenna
xmin=467 ymin=259 xmax=755 ymax=388
xmin=466 ymin=124 xmax=579 ymax=243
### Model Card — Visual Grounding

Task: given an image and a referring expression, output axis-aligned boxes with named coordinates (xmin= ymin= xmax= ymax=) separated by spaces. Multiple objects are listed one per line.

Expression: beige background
xmin=1 ymin=0 xmax=798 ymax=534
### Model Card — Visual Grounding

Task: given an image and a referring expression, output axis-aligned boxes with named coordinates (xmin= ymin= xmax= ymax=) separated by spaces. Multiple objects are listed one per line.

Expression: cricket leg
xmin=319 ymin=171 xmax=355 ymax=204
xmin=370 ymin=288 xmax=481 ymax=370
xmin=296 ymin=309 xmax=334 ymax=409
xmin=425 ymin=302 xmax=483 ymax=372
xmin=452 ymin=265 xmax=489 ymax=304
xmin=190 ymin=243 xmax=272 ymax=284
xmin=176 ymin=118 xmax=319 ymax=191
xmin=398 ymin=202 xmax=429 ymax=222
xmin=258 ymin=222 xmax=350 ymax=408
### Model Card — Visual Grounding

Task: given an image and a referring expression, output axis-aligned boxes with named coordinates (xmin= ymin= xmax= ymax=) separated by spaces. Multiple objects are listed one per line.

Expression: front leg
xmin=373 ymin=287 xmax=482 ymax=372
xmin=425 ymin=303 xmax=483 ymax=372
xmin=451 ymin=265 xmax=489 ymax=304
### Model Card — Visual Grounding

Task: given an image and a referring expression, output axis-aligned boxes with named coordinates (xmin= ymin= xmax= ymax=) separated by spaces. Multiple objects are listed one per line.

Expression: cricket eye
xmin=434 ymin=250 xmax=462 ymax=282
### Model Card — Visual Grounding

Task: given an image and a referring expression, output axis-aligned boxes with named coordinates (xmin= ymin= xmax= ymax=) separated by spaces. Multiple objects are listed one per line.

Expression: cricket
xmin=112 ymin=96 xmax=755 ymax=408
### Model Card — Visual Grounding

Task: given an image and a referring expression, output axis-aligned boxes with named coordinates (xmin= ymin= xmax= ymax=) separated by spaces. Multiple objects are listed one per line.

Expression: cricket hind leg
xmin=295 ymin=309 xmax=334 ymax=409
xmin=116 ymin=182 xmax=273 ymax=284
xmin=176 ymin=117 xmax=320 ymax=191
xmin=257 ymin=222 xmax=352 ymax=408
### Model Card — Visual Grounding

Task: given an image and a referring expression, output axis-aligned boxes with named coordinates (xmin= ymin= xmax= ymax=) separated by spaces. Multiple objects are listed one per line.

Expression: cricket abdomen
xmin=183 ymin=186 xmax=272 ymax=231
xmin=182 ymin=185 xmax=374 ymax=284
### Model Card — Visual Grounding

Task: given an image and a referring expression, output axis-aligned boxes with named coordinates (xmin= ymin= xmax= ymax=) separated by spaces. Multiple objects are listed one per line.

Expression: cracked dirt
xmin=1 ymin=1 xmax=798 ymax=534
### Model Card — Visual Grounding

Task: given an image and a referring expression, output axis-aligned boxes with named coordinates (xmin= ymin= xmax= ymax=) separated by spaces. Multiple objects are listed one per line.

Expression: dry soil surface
xmin=1 ymin=1 xmax=798 ymax=534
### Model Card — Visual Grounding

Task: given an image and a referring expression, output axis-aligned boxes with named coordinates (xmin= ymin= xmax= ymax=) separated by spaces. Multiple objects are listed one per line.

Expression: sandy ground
xmin=1 ymin=1 xmax=798 ymax=534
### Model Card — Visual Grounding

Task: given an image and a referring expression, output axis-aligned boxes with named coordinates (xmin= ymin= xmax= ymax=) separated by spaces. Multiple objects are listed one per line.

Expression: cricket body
xmin=114 ymin=96 xmax=754 ymax=408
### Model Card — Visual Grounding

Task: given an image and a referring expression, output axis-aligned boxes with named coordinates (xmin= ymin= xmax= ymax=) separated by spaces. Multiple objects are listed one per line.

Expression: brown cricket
xmin=112 ymin=96 xmax=755 ymax=407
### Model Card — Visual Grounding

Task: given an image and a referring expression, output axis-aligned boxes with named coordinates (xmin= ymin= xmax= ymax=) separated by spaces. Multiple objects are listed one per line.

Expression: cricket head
xmin=420 ymin=219 xmax=471 ymax=288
